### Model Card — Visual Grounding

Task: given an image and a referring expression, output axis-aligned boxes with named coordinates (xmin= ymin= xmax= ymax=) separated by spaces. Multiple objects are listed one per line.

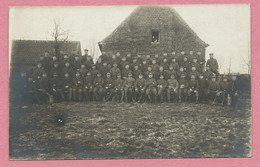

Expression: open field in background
xmin=9 ymin=100 xmax=251 ymax=160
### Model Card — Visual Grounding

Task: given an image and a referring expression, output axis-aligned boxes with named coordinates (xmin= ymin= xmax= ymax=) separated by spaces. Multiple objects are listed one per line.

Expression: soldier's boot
xmin=179 ymin=95 xmax=182 ymax=103
xmin=160 ymin=94 xmax=163 ymax=103
xmin=167 ymin=94 xmax=171 ymax=103
xmin=195 ymin=95 xmax=199 ymax=103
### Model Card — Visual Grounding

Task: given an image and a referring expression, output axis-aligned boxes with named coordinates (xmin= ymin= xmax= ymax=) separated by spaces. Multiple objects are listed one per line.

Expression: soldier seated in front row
xmin=62 ymin=73 xmax=73 ymax=102
xmin=72 ymin=71 xmax=84 ymax=101
xmin=167 ymin=74 xmax=179 ymax=103
xmin=114 ymin=73 xmax=124 ymax=103
xmin=51 ymin=72 xmax=63 ymax=102
xmin=145 ymin=73 xmax=157 ymax=102
xmin=198 ymin=74 xmax=209 ymax=103
xmin=178 ymin=73 xmax=188 ymax=102
xmin=157 ymin=74 xmax=167 ymax=102
xmin=124 ymin=73 xmax=135 ymax=102
xmin=215 ymin=75 xmax=230 ymax=105
xmin=104 ymin=72 xmax=114 ymax=101
xmin=93 ymin=72 xmax=104 ymax=102
xmin=208 ymin=75 xmax=219 ymax=104
xmin=37 ymin=72 xmax=51 ymax=103
xmin=83 ymin=71 xmax=94 ymax=101
xmin=135 ymin=73 xmax=146 ymax=103
xmin=187 ymin=74 xmax=199 ymax=103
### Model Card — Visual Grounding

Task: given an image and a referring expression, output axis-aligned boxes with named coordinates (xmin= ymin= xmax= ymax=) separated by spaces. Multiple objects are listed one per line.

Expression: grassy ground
xmin=9 ymin=100 xmax=251 ymax=160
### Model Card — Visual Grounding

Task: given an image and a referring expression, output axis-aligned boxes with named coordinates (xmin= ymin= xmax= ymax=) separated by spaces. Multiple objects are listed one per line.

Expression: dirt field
xmin=9 ymin=100 xmax=251 ymax=160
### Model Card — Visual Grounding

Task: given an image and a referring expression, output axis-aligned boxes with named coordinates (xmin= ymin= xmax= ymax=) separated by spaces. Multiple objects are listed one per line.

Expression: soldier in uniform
xmin=178 ymin=73 xmax=188 ymax=102
xmin=42 ymin=51 xmax=51 ymax=73
xmin=71 ymin=55 xmax=81 ymax=73
xmin=51 ymin=72 xmax=63 ymax=102
xmin=62 ymin=61 xmax=74 ymax=77
xmin=49 ymin=55 xmax=59 ymax=72
xmin=145 ymin=73 xmax=157 ymax=102
xmin=198 ymin=73 xmax=209 ymax=103
xmin=189 ymin=66 xmax=200 ymax=80
xmin=104 ymin=72 xmax=114 ymax=101
xmin=90 ymin=65 xmax=100 ymax=79
xmin=96 ymin=57 xmax=103 ymax=71
xmin=100 ymin=62 xmax=110 ymax=77
xmin=32 ymin=63 xmax=45 ymax=83
xmin=204 ymin=65 xmax=214 ymax=80
xmin=124 ymin=72 xmax=135 ymax=102
xmin=49 ymin=61 xmax=61 ymax=77
xmin=93 ymin=72 xmax=104 ymax=101
xmin=166 ymin=74 xmax=179 ymax=103
xmin=208 ymin=75 xmax=219 ymax=104
xmin=133 ymin=65 xmax=142 ymax=79
xmin=126 ymin=53 xmax=132 ymax=63
xmin=109 ymin=54 xmax=118 ymax=67
xmin=187 ymin=74 xmax=199 ymax=103
xmin=60 ymin=54 xmax=70 ymax=69
xmin=144 ymin=66 xmax=154 ymax=79
xmin=155 ymin=66 xmax=167 ymax=80
xmin=81 ymin=49 xmax=89 ymax=63
xmin=37 ymin=72 xmax=51 ymax=103
xmin=196 ymin=52 xmax=205 ymax=72
xmin=141 ymin=59 xmax=149 ymax=73
xmin=190 ymin=57 xmax=200 ymax=72
xmin=119 ymin=57 xmax=128 ymax=71
xmin=160 ymin=58 xmax=169 ymax=71
xmin=151 ymin=59 xmax=159 ymax=72
xmin=159 ymin=53 xmax=168 ymax=64
xmin=110 ymin=62 xmax=121 ymax=79
xmin=61 ymin=73 xmax=73 ymax=101
xmin=180 ymin=57 xmax=190 ymax=72
xmin=135 ymin=73 xmax=146 ymax=102
xmin=157 ymin=74 xmax=167 ymax=102
xmin=72 ymin=71 xmax=84 ymax=101
xmin=99 ymin=51 xmax=109 ymax=64
xmin=114 ymin=73 xmax=124 ymax=103
xmin=79 ymin=64 xmax=88 ymax=77
xmin=166 ymin=65 xmax=178 ymax=80
xmin=84 ymin=55 xmax=94 ymax=71
xmin=131 ymin=57 xmax=139 ymax=71
xmin=122 ymin=64 xmax=132 ymax=79
xmin=206 ymin=53 xmax=219 ymax=76
xmin=169 ymin=58 xmax=179 ymax=72
xmin=216 ymin=75 xmax=230 ymax=105
xmin=230 ymin=74 xmax=239 ymax=107
xmin=83 ymin=71 xmax=94 ymax=101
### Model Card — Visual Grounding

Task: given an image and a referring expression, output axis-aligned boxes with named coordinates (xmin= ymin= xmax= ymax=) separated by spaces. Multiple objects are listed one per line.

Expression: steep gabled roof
xmin=11 ymin=40 xmax=82 ymax=65
xmin=101 ymin=6 xmax=209 ymax=47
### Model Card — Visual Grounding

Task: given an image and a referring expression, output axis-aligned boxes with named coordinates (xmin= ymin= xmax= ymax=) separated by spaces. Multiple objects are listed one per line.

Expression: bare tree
xmin=50 ymin=19 xmax=69 ymax=58
xmin=242 ymin=56 xmax=251 ymax=75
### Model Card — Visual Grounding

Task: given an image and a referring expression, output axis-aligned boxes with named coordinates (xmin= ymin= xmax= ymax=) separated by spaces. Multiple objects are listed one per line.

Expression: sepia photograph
xmin=9 ymin=4 xmax=251 ymax=160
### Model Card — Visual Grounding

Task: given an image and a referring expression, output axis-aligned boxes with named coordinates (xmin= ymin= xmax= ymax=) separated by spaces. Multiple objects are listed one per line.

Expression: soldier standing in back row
xmin=206 ymin=53 xmax=219 ymax=76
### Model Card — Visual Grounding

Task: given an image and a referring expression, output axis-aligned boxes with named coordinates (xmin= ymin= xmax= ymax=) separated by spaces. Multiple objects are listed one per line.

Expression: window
xmin=152 ymin=30 xmax=160 ymax=43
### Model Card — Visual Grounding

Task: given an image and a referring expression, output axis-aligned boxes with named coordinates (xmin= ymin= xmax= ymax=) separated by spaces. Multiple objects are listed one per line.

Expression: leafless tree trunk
xmin=50 ymin=19 xmax=69 ymax=58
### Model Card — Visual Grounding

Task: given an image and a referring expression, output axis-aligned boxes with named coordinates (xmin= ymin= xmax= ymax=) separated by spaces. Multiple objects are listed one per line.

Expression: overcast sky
xmin=9 ymin=5 xmax=250 ymax=74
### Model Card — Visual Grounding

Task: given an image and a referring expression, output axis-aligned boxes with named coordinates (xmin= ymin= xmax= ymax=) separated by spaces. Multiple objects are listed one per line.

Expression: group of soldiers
xmin=12 ymin=49 xmax=240 ymax=107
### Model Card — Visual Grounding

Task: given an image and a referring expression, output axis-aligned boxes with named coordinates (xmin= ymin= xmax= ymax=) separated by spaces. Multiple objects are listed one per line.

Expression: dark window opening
xmin=152 ymin=30 xmax=160 ymax=43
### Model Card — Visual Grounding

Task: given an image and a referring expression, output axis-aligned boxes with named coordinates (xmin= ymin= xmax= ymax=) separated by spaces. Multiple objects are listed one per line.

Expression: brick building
xmin=99 ymin=6 xmax=209 ymax=58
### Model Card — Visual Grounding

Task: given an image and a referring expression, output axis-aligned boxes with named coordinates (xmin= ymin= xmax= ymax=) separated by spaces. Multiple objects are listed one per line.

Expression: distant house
xmin=10 ymin=40 xmax=81 ymax=74
xmin=100 ymin=6 xmax=209 ymax=57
